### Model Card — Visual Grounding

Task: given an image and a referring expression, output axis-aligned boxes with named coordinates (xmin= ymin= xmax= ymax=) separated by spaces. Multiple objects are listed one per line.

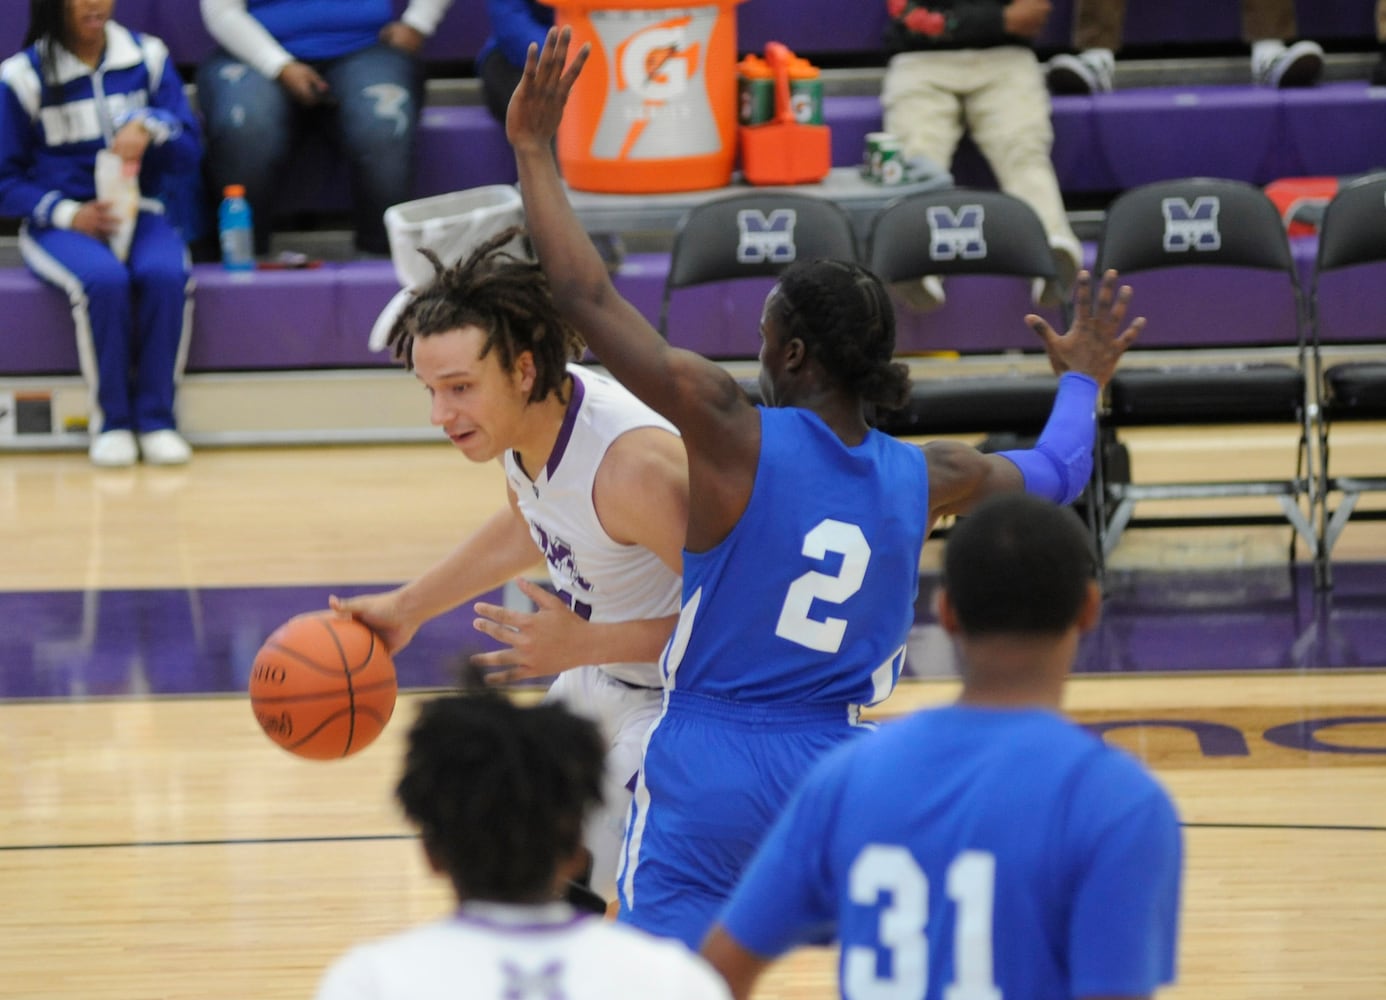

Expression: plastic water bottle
xmin=218 ymin=184 xmax=255 ymax=272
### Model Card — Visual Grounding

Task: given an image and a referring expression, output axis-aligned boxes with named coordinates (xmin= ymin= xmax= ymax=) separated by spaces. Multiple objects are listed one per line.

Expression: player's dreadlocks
xmin=386 ymin=227 xmax=587 ymax=405
xmin=773 ymin=258 xmax=911 ymax=411
xmin=396 ymin=691 xmax=605 ymax=903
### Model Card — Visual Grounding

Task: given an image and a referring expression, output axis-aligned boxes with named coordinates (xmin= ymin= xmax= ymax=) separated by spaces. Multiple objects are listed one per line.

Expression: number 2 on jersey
xmin=774 ymin=519 xmax=871 ymax=652
xmin=844 ymin=846 xmax=1001 ymax=1000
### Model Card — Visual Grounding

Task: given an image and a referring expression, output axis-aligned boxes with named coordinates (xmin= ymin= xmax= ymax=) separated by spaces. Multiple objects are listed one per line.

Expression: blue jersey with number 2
xmin=663 ymin=406 xmax=930 ymax=706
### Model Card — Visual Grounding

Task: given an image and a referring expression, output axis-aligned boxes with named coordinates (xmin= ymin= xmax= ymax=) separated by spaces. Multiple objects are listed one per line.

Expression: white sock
xmin=1083 ymin=48 xmax=1115 ymax=70
xmin=1251 ymin=39 xmax=1287 ymax=65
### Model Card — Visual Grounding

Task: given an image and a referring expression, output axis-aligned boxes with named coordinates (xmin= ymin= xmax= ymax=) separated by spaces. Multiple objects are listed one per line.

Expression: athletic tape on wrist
xmin=997 ymin=372 xmax=1099 ymax=506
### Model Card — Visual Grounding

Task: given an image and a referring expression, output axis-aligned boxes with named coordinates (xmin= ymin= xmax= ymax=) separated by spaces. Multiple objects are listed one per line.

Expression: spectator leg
xmin=19 ymin=226 xmax=135 ymax=433
xmin=196 ymin=51 xmax=296 ymax=256
xmin=1073 ymin=0 xmax=1126 ymax=51
xmin=127 ymin=213 xmax=194 ymax=433
xmin=964 ymin=47 xmax=1079 ymax=257
xmin=1242 ymin=0 xmax=1297 ymax=42
xmin=324 ymin=43 xmax=423 ymax=255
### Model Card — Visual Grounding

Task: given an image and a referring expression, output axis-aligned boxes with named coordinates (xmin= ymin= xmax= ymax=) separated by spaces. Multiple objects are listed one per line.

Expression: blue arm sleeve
xmin=997 ymin=371 xmax=1099 ymax=506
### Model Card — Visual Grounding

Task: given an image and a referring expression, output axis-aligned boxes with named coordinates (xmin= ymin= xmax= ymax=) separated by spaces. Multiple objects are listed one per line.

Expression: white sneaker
xmin=1046 ymin=50 xmax=1115 ymax=95
xmin=1253 ymin=40 xmax=1324 ymax=88
xmin=89 ymin=429 xmax=138 ymax=467
xmin=138 ymin=429 xmax=192 ymax=465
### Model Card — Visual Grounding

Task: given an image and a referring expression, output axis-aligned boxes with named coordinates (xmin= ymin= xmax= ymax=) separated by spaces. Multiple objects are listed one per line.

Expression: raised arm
xmin=925 ymin=269 xmax=1142 ymax=521
xmin=507 ymin=26 xmax=762 ymax=547
xmin=508 ymin=29 xmax=693 ymax=415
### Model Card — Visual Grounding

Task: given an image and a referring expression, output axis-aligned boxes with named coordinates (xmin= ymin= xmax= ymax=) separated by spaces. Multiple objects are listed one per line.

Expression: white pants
xmin=881 ymin=46 xmax=1080 ymax=257
xmin=543 ymin=667 xmax=663 ymax=901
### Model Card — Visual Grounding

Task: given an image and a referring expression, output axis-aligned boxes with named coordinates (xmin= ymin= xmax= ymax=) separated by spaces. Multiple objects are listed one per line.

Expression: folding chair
xmin=658 ymin=191 xmax=859 ymax=340
xmin=1094 ymin=177 xmax=1317 ymax=565
xmin=1309 ymin=171 xmax=1386 ymax=588
xmin=864 ymin=188 xmax=1104 ymax=556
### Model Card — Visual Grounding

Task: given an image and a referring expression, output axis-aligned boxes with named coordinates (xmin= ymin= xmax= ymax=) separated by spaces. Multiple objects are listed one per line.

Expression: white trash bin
xmin=368 ymin=185 xmax=527 ymax=352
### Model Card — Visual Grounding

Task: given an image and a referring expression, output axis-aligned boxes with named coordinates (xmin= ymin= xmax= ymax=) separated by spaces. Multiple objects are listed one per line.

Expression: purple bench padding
xmin=4 ymin=217 xmax=1381 ymax=377
xmin=409 ymin=85 xmax=1386 ymax=208
xmin=1279 ymin=84 xmax=1386 ymax=178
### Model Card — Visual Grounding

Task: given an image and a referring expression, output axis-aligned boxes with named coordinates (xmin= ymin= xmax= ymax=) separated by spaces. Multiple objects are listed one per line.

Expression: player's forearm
xmin=998 ymin=371 xmax=1099 ymax=505
xmin=397 ymin=509 xmax=541 ymax=625
xmin=513 ymin=144 xmax=615 ymax=327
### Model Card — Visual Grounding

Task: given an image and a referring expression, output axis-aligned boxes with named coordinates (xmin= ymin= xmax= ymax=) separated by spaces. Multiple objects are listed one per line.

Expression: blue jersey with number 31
xmin=662 ymin=406 xmax=930 ymax=706
xmin=720 ymin=705 xmax=1184 ymax=999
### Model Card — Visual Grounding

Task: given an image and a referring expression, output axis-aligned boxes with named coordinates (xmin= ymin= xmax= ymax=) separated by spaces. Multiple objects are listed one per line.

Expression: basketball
xmin=249 ymin=611 xmax=397 ymax=760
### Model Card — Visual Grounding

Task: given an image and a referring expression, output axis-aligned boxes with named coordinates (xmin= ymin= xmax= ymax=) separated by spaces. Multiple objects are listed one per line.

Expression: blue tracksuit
xmin=0 ymin=22 xmax=202 ymax=434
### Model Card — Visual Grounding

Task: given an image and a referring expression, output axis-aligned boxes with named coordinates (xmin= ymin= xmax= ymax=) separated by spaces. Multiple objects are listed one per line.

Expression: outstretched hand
xmin=506 ymin=26 xmax=590 ymax=153
xmin=1026 ymin=269 xmax=1143 ymax=388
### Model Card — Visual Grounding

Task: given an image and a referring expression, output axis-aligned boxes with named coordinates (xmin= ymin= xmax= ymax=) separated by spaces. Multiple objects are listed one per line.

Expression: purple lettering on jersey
xmin=532 ymin=521 xmax=596 ymax=594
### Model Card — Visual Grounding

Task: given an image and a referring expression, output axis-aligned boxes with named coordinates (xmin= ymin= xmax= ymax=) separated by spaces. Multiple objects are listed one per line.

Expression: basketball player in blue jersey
xmin=702 ymin=493 xmax=1183 ymax=999
xmin=508 ymin=27 xmax=1143 ymax=948
xmin=332 ymin=232 xmax=689 ymax=909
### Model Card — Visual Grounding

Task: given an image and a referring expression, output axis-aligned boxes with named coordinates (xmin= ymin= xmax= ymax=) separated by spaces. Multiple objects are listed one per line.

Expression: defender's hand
xmin=1026 ymin=269 xmax=1143 ymax=388
xmin=506 ymin=26 xmax=590 ymax=154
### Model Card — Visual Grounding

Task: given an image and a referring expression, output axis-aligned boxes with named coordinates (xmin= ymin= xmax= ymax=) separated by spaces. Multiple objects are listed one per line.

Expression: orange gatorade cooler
xmin=544 ymin=0 xmax=747 ymax=193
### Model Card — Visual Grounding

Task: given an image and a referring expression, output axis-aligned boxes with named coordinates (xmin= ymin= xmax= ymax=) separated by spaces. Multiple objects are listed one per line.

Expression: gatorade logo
xmin=589 ymin=8 xmax=722 ymax=160
xmin=616 ymin=18 xmax=699 ymax=103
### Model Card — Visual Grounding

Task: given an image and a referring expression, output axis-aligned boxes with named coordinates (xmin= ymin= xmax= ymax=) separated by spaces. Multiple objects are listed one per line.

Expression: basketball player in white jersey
xmin=314 ymin=691 xmax=731 ymax=1000
xmin=331 ymin=233 xmax=687 ymax=906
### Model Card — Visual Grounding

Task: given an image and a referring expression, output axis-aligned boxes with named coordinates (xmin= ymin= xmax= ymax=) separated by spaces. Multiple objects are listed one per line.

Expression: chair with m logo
xmin=1307 ymin=171 xmax=1386 ymax=588
xmin=1094 ymin=177 xmax=1317 ymax=568
xmin=864 ymin=188 xmax=1109 ymax=558
xmin=657 ymin=192 xmax=859 ymax=345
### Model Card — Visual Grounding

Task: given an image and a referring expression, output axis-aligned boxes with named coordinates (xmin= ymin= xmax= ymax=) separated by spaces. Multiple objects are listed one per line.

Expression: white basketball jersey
xmin=504 ymin=365 xmax=682 ymax=688
xmin=314 ymin=902 xmax=731 ymax=1000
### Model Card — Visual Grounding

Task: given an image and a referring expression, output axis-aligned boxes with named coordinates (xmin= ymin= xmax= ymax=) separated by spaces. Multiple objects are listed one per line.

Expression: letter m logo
xmin=737 ymin=209 xmax=798 ymax=264
xmin=926 ymin=205 xmax=986 ymax=261
xmin=1161 ymin=196 xmax=1221 ymax=253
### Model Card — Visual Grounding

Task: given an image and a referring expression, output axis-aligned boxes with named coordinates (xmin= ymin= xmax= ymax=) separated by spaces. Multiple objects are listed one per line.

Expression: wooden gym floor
xmin=1 ymin=425 xmax=1384 ymax=999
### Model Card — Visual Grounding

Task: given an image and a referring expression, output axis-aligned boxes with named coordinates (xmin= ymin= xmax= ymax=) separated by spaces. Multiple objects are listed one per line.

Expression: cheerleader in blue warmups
xmin=0 ymin=0 xmax=203 ymax=466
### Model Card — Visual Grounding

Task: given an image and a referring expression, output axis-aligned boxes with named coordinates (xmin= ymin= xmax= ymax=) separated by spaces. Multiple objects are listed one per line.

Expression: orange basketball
xmin=249 ymin=611 xmax=397 ymax=760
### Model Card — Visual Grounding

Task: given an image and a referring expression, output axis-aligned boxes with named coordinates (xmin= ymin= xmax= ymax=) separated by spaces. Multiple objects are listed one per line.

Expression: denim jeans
xmin=196 ymin=43 xmax=421 ymax=254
